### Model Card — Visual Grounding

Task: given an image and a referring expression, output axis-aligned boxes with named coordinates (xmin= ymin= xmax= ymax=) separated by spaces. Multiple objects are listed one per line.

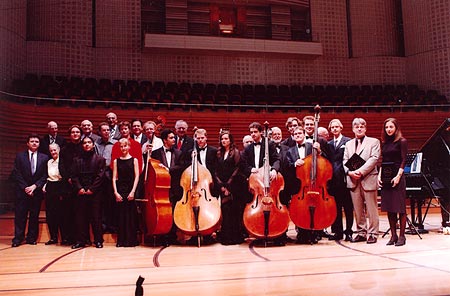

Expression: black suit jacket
xmin=281 ymin=136 xmax=296 ymax=148
xmin=241 ymin=137 xmax=281 ymax=178
xmin=327 ymin=136 xmax=351 ymax=190
xmin=11 ymin=151 xmax=49 ymax=192
xmin=71 ymin=154 xmax=106 ymax=194
xmin=39 ymin=134 xmax=66 ymax=156
xmin=174 ymin=135 xmax=194 ymax=158
xmin=151 ymin=147 xmax=187 ymax=203
xmin=285 ymin=142 xmax=313 ymax=195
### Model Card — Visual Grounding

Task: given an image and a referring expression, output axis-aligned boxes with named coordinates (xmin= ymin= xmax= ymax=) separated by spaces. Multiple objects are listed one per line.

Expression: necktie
xmin=177 ymin=139 xmax=182 ymax=149
xmin=30 ymin=152 xmax=36 ymax=175
xmin=50 ymin=136 xmax=55 ymax=144
xmin=334 ymin=140 xmax=338 ymax=148
xmin=356 ymin=138 xmax=361 ymax=152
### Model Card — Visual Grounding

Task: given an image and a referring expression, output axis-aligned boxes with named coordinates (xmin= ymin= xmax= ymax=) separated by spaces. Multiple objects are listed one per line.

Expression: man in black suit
xmin=281 ymin=116 xmax=301 ymax=148
xmin=241 ymin=122 xmax=280 ymax=179
xmin=151 ymin=129 xmax=187 ymax=205
xmin=327 ymin=119 xmax=353 ymax=241
xmin=193 ymin=128 xmax=218 ymax=181
xmin=39 ymin=121 xmax=66 ymax=156
xmin=10 ymin=134 xmax=49 ymax=247
xmin=286 ymin=126 xmax=322 ymax=244
xmin=271 ymin=126 xmax=291 ymax=206
xmin=174 ymin=119 xmax=194 ymax=159
xmin=151 ymin=129 xmax=187 ymax=244
xmin=131 ymin=118 xmax=148 ymax=145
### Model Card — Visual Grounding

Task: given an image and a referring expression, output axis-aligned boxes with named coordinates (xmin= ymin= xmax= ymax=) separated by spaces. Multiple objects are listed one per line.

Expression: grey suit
xmin=343 ymin=136 xmax=381 ymax=237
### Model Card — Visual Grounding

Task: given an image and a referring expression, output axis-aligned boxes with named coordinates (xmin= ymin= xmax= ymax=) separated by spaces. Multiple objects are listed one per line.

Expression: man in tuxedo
xmin=327 ymin=119 xmax=353 ymax=241
xmin=241 ymin=122 xmax=280 ymax=180
xmin=39 ymin=121 xmax=66 ymax=156
xmin=281 ymin=116 xmax=301 ymax=148
xmin=193 ymin=128 xmax=218 ymax=181
xmin=303 ymin=115 xmax=331 ymax=159
xmin=174 ymin=119 xmax=194 ymax=158
xmin=151 ymin=129 xmax=187 ymax=245
xmin=151 ymin=129 xmax=187 ymax=205
xmin=11 ymin=134 xmax=49 ymax=247
xmin=286 ymin=126 xmax=322 ymax=244
xmin=271 ymin=126 xmax=290 ymax=206
xmin=343 ymin=118 xmax=381 ymax=244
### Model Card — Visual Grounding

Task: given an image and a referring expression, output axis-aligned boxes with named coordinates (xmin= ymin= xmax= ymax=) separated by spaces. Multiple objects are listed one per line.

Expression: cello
xmin=141 ymin=134 xmax=173 ymax=238
xmin=289 ymin=105 xmax=336 ymax=231
xmin=243 ymin=122 xmax=290 ymax=241
xmin=174 ymin=137 xmax=221 ymax=247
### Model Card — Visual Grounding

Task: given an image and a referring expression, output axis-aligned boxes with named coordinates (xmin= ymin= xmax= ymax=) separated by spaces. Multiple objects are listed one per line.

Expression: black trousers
xmin=331 ymin=185 xmax=354 ymax=236
xmin=74 ymin=194 xmax=103 ymax=244
xmin=13 ymin=191 xmax=42 ymax=244
xmin=45 ymin=181 xmax=65 ymax=240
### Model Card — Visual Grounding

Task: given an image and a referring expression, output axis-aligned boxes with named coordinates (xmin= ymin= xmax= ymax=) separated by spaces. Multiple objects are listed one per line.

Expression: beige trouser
xmin=350 ymin=185 xmax=379 ymax=237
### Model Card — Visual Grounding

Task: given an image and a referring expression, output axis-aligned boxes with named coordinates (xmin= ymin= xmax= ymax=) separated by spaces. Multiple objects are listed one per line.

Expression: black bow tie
xmin=298 ymin=143 xmax=305 ymax=148
xmin=305 ymin=136 xmax=313 ymax=139
xmin=165 ymin=148 xmax=172 ymax=153
xmin=198 ymin=147 xmax=206 ymax=151
xmin=254 ymin=142 xmax=262 ymax=146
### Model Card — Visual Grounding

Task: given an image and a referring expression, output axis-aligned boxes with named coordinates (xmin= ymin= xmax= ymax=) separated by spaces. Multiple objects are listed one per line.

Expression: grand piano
xmin=405 ymin=118 xmax=450 ymax=232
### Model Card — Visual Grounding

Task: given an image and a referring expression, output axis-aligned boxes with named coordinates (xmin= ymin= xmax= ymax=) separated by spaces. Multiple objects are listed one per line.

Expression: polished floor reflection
xmin=0 ymin=211 xmax=449 ymax=296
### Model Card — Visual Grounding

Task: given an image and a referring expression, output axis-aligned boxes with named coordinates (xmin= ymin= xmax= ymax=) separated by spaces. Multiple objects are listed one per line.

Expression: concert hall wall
xmin=1 ymin=0 xmax=449 ymax=99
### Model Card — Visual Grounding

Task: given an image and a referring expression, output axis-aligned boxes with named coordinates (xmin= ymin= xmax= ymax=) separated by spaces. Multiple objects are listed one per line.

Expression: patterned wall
xmin=1 ymin=0 xmax=449 ymax=99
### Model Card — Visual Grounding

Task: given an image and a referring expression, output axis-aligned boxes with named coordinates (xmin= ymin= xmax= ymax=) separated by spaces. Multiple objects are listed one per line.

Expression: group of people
xmin=10 ymin=111 xmax=412 ymax=248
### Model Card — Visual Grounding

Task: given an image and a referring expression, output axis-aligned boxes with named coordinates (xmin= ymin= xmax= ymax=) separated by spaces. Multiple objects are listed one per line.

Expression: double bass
xmin=141 ymin=134 xmax=173 ymax=238
xmin=243 ymin=122 xmax=290 ymax=241
xmin=174 ymin=139 xmax=221 ymax=247
xmin=289 ymin=105 xmax=336 ymax=230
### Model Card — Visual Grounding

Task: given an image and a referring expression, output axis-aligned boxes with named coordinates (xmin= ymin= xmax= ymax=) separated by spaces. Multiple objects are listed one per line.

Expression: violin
xmin=174 ymin=133 xmax=221 ymax=247
xmin=289 ymin=105 xmax=336 ymax=230
xmin=138 ymin=132 xmax=172 ymax=241
xmin=243 ymin=122 xmax=290 ymax=240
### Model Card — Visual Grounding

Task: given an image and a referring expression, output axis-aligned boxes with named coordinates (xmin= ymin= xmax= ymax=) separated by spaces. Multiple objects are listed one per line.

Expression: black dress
xmin=215 ymin=148 xmax=245 ymax=244
xmin=380 ymin=137 xmax=408 ymax=213
xmin=116 ymin=158 xmax=138 ymax=246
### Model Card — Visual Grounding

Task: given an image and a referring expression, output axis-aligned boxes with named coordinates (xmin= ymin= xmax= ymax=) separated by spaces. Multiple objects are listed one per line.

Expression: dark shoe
xmin=395 ymin=236 xmax=406 ymax=246
xmin=26 ymin=241 xmax=37 ymax=245
xmin=351 ymin=235 xmax=367 ymax=243
xmin=11 ymin=242 xmax=20 ymax=247
xmin=344 ymin=234 xmax=352 ymax=242
xmin=328 ymin=233 xmax=343 ymax=241
xmin=116 ymin=242 xmax=124 ymax=247
xmin=95 ymin=242 xmax=103 ymax=248
xmin=71 ymin=243 xmax=85 ymax=249
xmin=386 ymin=235 xmax=398 ymax=246
xmin=45 ymin=239 xmax=58 ymax=245
xmin=367 ymin=235 xmax=377 ymax=244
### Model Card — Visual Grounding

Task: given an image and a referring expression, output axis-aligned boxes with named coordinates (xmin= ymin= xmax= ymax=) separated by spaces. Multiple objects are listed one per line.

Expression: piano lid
xmin=419 ymin=118 xmax=450 ymax=154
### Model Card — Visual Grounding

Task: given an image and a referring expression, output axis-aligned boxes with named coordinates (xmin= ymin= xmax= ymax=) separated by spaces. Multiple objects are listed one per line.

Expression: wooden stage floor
xmin=1 ymin=212 xmax=449 ymax=296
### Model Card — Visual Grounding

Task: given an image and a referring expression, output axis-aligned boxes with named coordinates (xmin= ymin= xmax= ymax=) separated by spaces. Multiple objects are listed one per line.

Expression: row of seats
xmin=10 ymin=74 xmax=449 ymax=111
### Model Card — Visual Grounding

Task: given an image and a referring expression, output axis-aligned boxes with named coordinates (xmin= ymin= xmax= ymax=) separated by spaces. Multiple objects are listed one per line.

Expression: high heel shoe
xmin=386 ymin=235 xmax=398 ymax=246
xmin=395 ymin=236 xmax=406 ymax=246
